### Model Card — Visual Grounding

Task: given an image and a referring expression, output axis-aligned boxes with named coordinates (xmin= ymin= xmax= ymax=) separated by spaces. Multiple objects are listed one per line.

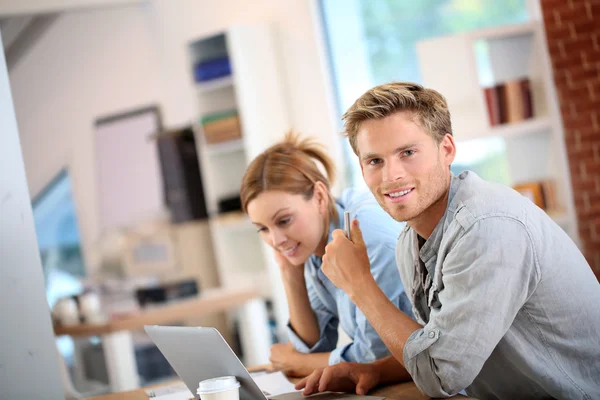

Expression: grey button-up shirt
xmin=396 ymin=171 xmax=600 ymax=399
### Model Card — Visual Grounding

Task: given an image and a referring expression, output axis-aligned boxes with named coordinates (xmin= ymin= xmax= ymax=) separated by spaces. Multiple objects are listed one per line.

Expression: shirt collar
xmin=419 ymin=172 xmax=461 ymax=264
xmin=310 ymin=202 xmax=344 ymax=269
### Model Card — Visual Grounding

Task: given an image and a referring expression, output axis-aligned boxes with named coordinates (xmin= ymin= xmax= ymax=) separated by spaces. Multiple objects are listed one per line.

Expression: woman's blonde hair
xmin=342 ymin=82 xmax=453 ymax=155
xmin=240 ymin=131 xmax=338 ymax=223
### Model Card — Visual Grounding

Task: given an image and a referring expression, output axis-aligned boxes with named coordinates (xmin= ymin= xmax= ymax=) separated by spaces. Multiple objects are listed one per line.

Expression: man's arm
xmin=322 ymin=220 xmax=421 ymax=364
xmin=333 ymin=241 xmax=416 ymax=364
xmin=324 ymin=217 xmax=540 ymax=398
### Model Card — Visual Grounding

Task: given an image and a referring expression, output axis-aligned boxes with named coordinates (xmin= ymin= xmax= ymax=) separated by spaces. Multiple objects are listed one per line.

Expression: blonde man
xmin=296 ymin=82 xmax=600 ymax=399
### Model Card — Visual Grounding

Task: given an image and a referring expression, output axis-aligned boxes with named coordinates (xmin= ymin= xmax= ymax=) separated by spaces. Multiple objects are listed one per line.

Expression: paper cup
xmin=197 ymin=376 xmax=240 ymax=400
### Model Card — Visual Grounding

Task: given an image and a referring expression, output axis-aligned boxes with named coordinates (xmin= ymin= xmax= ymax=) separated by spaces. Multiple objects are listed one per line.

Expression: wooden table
xmin=88 ymin=364 xmax=471 ymax=400
xmin=88 ymin=381 xmax=431 ymax=400
xmin=56 ymin=287 xmax=265 ymax=393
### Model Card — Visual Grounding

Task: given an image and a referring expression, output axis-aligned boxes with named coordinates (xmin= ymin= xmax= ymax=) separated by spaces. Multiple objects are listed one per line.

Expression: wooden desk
xmin=56 ymin=287 xmax=265 ymax=394
xmin=88 ymin=380 xmax=447 ymax=400
xmin=55 ymin=287 xmax=261 ymax=337
xmin=88 ymin=364 xmax=471 ymax=400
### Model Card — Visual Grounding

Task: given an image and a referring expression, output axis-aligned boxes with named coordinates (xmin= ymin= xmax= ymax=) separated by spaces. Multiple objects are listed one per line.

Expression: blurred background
xmin=1 ymin=0 xmax=598 ymax=397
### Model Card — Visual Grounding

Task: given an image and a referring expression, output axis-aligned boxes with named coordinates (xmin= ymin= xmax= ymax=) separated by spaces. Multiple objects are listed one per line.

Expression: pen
xmin=344 ymin=211 xmax=351 ymax=239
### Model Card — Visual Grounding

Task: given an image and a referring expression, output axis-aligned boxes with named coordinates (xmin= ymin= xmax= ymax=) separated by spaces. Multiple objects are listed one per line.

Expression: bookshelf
xmin=185 ymin=24 xmax=291 ymax=361
xmin=416 ymin=21 xmax=579 ymax=245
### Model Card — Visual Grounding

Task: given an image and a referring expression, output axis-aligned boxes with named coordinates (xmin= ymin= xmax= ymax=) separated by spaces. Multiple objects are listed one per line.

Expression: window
xmin=32 ymin=169 xmax=84 ymax=362
xmin=319 ymin=0 xmax=529 ymax=187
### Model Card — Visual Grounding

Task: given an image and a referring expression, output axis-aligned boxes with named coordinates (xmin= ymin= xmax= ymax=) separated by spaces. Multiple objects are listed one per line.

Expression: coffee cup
xmin=53 ymin=298 xmax=80 ymax=326
xmin=197 ymin=376 xmax=240 ymax=400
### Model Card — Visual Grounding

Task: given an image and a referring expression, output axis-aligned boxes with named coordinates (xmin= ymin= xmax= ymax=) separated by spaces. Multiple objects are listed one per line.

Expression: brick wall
xmin=541 ymin=0 xmax=600 ymax=279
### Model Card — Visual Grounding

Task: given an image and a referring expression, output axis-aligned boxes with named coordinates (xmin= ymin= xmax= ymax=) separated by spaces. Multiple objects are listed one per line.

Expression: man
xmin=296 ymin=82 xmax=600 ymax=399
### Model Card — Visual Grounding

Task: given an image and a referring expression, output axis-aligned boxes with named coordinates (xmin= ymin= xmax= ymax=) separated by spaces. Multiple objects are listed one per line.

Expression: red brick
xmin=583 ymin=51 xmax=600 ymax=65
xmin=589 ymin=2 xmax=600 ymax=19
xmin=567 ymin=65 xmax=600 ymax=85
xmin=573 ymin=177 xmax=600 ymax=192
xmin=542 ymin=0 xmax=570 ymax=8
xmin=569 ymin=145 xmax=596 ymax=159
xmin=562 ymin=83 xmax=594 ymax=98
xmin=562 ymin=113 xmax=593 ymax=129
xmin=567 ymin=98 xmax=600 ymax=116
xmin=556 ymin=4 xmax=594 ymax=22
xmin=584 ymin=158 xmax=600 ymax=175
xmin=562 ymin=36 xmax=597 ymax=56
xmin=575 ymin=131 xmax=600 ymax=150
xmin=546 ymin=22 xmax=573 ymax=39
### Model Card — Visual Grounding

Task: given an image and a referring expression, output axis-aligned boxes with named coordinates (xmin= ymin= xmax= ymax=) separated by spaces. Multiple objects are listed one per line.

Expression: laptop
xmin=145 ymin=325 xmax=269 ymax=400
xmin=145 ymin=325 xmax=385 ymax=400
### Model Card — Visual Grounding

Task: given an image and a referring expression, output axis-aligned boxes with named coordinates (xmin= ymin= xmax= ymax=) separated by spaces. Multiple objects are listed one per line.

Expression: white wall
xmin=149 ymin=0 xmax=343 ymax=187
xmin=0 ymin=0 xmax=143 ymax=16
xmin=10 ymin=0 xmax=343 ymax=273
xmin=9 ymin=5 xmax=163 ymax=271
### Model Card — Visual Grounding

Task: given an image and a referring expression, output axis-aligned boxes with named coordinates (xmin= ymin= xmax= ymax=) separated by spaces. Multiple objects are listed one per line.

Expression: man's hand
xmin=322 ymin=219 xmax=373 ymax=297
xmin=295 ymin=362 xmax=381 ymax=396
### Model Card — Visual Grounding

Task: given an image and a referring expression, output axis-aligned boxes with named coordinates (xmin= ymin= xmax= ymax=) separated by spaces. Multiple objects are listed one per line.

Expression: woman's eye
xmin=278 ymin=218 xmax=291 ymax=226
xmin=257 ymin=226 xmax=267 ymax=233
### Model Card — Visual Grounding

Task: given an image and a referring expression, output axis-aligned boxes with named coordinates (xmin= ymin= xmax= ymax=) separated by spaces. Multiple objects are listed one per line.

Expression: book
xmin=202 ymin=115 xmax=242 ymax=144
xmin=484 ymin=86 xmax=501 ymax=126
xmin=505 ymin=79 xmax=525 ymax=123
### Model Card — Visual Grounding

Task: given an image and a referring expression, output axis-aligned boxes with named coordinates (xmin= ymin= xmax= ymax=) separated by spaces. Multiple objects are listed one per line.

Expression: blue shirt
xmin=398 ymin=171 xmax=600 ymax=399
xmin=287 ymin=187 xmax=414 ymax=365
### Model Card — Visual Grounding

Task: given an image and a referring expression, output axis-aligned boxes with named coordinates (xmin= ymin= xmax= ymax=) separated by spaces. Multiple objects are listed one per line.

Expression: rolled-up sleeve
xmin=403 ymin=217 xmax=540 ymax=398
xmin=286 ymin=272 xmax=339 ymax=354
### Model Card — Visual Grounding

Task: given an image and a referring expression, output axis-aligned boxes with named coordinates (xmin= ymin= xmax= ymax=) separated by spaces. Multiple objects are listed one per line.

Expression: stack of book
xmin=200 ymin=110 xmax=242 ymax=144
xmin=483 ymin=77 xmax=533 ymax=126
xmin=512 ymin=179 xmax=557 ymax=212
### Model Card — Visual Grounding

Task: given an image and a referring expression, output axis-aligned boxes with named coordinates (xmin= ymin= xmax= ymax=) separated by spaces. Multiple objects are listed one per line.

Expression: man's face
xmin=357 ymin=111 xmax=455 ymax=224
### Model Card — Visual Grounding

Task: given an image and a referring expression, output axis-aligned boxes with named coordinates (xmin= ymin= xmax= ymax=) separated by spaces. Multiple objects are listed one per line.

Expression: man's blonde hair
xmin=342 ymin=82 xmax=452 ymax=155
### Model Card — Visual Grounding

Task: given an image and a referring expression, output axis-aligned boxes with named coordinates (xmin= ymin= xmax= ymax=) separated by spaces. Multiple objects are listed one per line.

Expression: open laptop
xmin=145 ymin=325 xmax=386 ymax=400
xmin=145 ymin=325 xmax=269 ymax=400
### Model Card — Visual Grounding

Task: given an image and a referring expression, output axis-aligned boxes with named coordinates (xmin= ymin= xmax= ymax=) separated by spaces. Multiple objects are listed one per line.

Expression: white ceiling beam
xmin=0 ymin=0 xmax=145 ymax=17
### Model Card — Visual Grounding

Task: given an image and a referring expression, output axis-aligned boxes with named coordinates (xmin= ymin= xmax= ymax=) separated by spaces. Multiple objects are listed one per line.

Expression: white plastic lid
xmin=197 ymin=376 xmax=240 ymax=395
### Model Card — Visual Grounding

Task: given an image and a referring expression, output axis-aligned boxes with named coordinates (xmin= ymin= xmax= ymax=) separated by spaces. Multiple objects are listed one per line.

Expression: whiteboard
xmin=94 ymin=106 xmax=164 ymax=233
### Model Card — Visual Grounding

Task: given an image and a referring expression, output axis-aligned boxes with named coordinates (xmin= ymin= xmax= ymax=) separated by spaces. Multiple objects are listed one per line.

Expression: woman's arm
xmin=269 ymin=343 xmax=330 ymax=377
xmin=281 ymin=263 xmax=321 ymax=347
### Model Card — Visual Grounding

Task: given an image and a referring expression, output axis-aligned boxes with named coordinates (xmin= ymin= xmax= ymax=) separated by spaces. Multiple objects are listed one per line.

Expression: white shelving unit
xmin=416 ymin=21 xmax=579 ymax=245
xmin=186 ymin=24 xmax=292 ymax=362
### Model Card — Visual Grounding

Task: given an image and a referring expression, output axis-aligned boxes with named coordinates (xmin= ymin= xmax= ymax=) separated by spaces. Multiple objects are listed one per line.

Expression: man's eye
xmin=368 ymin=158 xmax=383 ymax=166
xmin=403 ymin=150 xmax=416 ymax=157
xmin=257 ymin=227 xmax=267 ymax=233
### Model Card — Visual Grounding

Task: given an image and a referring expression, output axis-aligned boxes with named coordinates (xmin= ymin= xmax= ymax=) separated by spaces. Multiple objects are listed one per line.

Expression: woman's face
xmin=247 ymin=187 xmax=328 ymax=266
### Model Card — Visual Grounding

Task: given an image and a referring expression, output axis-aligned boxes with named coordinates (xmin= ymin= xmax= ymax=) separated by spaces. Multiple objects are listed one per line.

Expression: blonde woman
xmin=240 ymin=132 xmax=413 ymax=377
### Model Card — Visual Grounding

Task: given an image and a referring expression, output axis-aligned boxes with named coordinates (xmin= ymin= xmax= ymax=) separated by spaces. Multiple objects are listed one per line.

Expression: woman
xmin=240 ymin=132 xmax=413 ymax=377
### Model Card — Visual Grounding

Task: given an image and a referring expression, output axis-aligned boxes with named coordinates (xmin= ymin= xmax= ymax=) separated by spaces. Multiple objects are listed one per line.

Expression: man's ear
xmin=440 ymin=133 xmax=456 ymax=166
xmin=313 ymin=181 xmax=329 ymax=214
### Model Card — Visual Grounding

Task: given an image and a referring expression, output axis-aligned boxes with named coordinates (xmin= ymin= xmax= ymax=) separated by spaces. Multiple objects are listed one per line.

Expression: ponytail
xmin=240 ymin=131 xmax=338 ymax=223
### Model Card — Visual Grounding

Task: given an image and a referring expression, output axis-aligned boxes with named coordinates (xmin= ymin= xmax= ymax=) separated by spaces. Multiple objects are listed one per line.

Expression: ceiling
xmin=0 ymin=14 xmax=58 ymax=70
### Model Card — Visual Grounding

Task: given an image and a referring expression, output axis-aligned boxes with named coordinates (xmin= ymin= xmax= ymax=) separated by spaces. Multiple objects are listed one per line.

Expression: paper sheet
xmin=146 ymin=382 xmax=194 ymax=400
xmin=252 ymin=371 xmax=300 ymax=397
